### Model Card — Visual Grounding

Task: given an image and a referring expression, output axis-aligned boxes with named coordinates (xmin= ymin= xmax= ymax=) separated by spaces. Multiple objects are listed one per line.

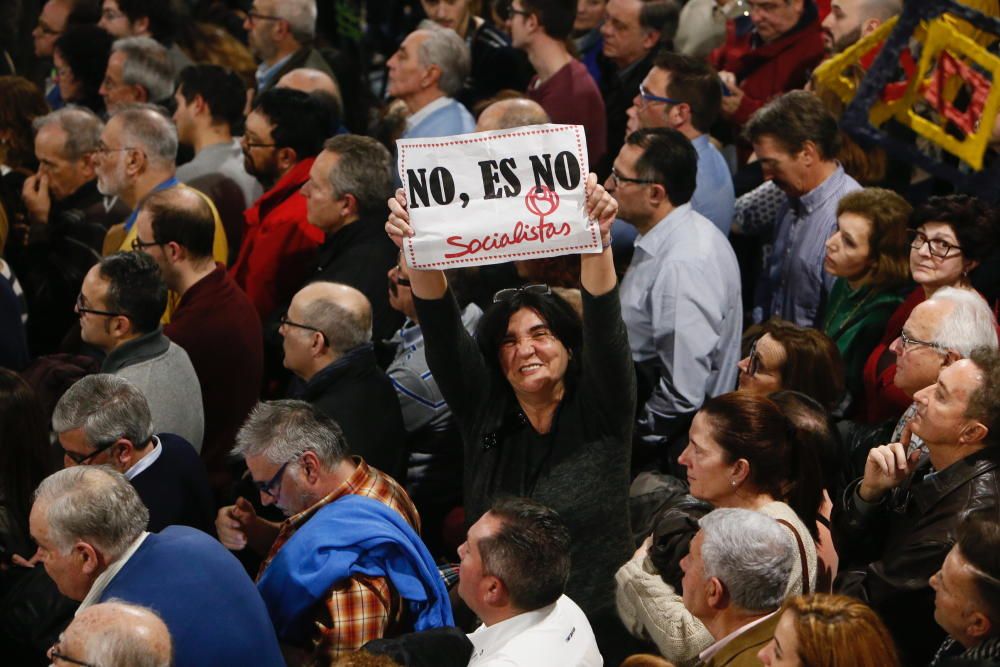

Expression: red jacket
xmin=711 ymin=5 xmax=826 ymax=126
xmin=229 ymin=158 xmax=325 ymax=320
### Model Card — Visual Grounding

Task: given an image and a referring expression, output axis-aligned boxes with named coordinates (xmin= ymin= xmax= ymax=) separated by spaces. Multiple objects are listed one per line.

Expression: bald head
xmin=64 ymin=601 xmax=172 ymax=667
xmin=295 ymin=282 xmax=372 ymax=356
xmin=278 ymin=68 xmax=341 ymax=98
xmin=138 ymin=186 xmax=216 ymax=262
xmin=476 ymin=98 xmax=550 ymax=132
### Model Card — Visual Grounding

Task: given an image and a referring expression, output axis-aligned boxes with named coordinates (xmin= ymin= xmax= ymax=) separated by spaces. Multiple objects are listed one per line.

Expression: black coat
xmin=833 ymin=447 xmax=1000 ymax=665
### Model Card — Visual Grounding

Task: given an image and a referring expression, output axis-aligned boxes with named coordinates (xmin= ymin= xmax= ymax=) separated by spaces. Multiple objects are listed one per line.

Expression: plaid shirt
xmin=257 ymin=457 xmax=420 ymax=662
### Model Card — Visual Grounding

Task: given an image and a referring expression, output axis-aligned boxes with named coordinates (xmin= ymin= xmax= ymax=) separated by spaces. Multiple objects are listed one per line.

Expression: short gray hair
xmin=32 ymin=106 xmax=103 ymax=160
xmin=112 ymin=37 xmax=175 ymax=104
xmin=930 ymin=288 xmax=999 ymax=357
xmin=416 ymin=26 xmax=470 ymax=98
xmin=322 ymin=135 xmax=392 ymax=218
xmin=77 ymin=601 xmax=172 ymax=667
xmin=110 ymin=104 xmax=178 ymax=168
xmin=52 ymin=375 xmax=153 ymax=449
xmin=698 ymin=509 xmax=795 ymax=613
xmin=233 ymin=400 xmax=350 ymax=469
xmin=33 ymin=467 xmax=149 ymax=560
xmin=276 ymin=0 xmax=318 ymax=43
xmin=300 ymin=282 xmax=373 ymax=355
xmin=861 ymin=0 xmax=903 ymax=22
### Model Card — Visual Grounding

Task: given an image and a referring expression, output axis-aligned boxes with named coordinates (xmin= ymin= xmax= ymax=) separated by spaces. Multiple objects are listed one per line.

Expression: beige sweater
xmin=614 ymin=500 xmax=818 ymax=665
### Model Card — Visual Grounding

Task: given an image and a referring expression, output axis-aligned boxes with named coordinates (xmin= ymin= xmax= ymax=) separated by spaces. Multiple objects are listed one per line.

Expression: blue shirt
xmin=621 ymin=204 xmax=743 ymax=438
xmin=689 ymin=134 xmax=735 ymax=236
xmin=753 ymin=165 xmax=861 ymax=327
xmin=255 ymin=53 xmax=294 ymax=92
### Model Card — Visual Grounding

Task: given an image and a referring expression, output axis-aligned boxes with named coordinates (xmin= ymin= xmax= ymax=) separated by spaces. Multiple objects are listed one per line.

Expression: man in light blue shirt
xmin=624 ymin=51 xmax=735 ymax=236
xmin=746 ymin=90 xmax=861 ymax=327
xmin=609 ymin=128 xmax=742 ymax=463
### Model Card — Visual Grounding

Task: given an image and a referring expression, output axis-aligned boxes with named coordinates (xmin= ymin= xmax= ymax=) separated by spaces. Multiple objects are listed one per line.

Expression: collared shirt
xmin=405 ymin=95 xmax=453 ymax=133
xmin=124 ymin=435 xmax=163 ymax=481
xmin=698 ymin=610 xmax=778 ymax=663
xmin=255 ymin=53 xmax=294 ymax=92
xmin=258 ymin=457 xmax=420 ymax=660
xmin=689 ymin=134 xmax=735 ymax=236
xmin=175 ymin=139 xmax=263 ymax=209
xmin=620 ymin=203 xmax=742 ymax=436
xmin=467 ymin=595 xmax=602 ymax=667
xmin=77 ymin=531 xmax=150 ymax=613
xmin=753 ymin=165 xmax=861 ymax=327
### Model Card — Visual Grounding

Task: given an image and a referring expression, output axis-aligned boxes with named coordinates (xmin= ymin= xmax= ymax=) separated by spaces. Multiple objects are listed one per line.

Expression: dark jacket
xmin=833 ymin=447 xmax=1000 ymax=665
xmin=257 ymin=45 xmax=334 ymax=94
xmin=598 ymin=49 xmax=657 ymax=180
xmin=131 ymin=434 xmax=216 ymax=535
xmin=295 ymin=344 xmax=407 ymax=483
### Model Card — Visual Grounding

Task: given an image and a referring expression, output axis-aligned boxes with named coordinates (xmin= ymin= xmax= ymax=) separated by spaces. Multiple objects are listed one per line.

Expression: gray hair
xmin=33 ymin=467 xmax=149 ymax=560
xmin=32 ymin=106 xmax=103 ymax=160
xmin=861 ymin=0 xmax=903 ymax=21
xmin=322 ymin=135 xmax=392 ymax=218
xmin=77 ymin=601 xmax=172 ymax=667
xmin=233 ymin=399 xmax=350 ymax=469
xmin=52 ymin=375 xmax=153 ymax=449
xmin=112 ymin=36 xmax=175 ymax=104
xmin=698 ymin=509 xmax=795 ymax=613
xmin=930 ymin=287 xmax=999 ymax=357
xmin=110 ymin=104 xmax=178 ymax=168
xmin=299 ymin=283 xmax=373 ymax=355
xmin=415 ymin=26 xmax=470 ymax=98
xmin=276 ymin=0 xmax=318 ymax=43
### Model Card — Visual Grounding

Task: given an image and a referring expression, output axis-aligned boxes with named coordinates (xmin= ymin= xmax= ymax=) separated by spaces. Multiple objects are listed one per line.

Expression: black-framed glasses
xmin=638 ymin=84 xmax=682 ymax=107
xmin=94 ymin=143 xmax=137 ymax=156
xmin=247 ymin=10 xmax=285 ymax=22
xmin=898 ymin=330 xmax=948 ymax=353
xmin=49 ymin=649 xmax=98 ymax=667
xmin=393 ymin=264 xmax=412 ymax=287
xmin=254 ymin=460 xmax=291 ymax=498
xmin=609 ymin=168 xmax=656 ymax=188
xmin=241 ymin=135 xmax=277 ymax=149
xmin=747 ymin=338 xmax=763 ymax=376
xmin=61 ymin=440 xmax=118 ymax=465
xmin=496 ymin=0 xmax=531 ymax=20
xmin=909 ymin=230 xmax=962 ymax=259
xmin=493 ymin=283 xmax=551 ymax=303
xmin=279 ymin=314 xmax=330 ymax=347
xmin=75 ymin=293 xmax=126 ymax=319
xmin=131 ymin=236 xmax=161 ymax=252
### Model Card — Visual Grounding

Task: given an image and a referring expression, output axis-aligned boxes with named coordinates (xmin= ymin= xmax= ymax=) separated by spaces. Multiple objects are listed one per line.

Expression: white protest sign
xmin=397 ymin=123 xmax=601 ymax=269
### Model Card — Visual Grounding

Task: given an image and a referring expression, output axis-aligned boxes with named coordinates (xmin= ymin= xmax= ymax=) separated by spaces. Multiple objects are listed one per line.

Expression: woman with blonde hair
xmin=758 ymin=593 xmax=900 ymax=667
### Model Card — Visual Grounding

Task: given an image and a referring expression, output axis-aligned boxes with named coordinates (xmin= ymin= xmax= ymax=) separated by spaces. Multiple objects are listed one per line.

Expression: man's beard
xmin=96 ymin=158 xmax=128 ymax=197
xmin=831 ymin=26 xmax=863 ymax=54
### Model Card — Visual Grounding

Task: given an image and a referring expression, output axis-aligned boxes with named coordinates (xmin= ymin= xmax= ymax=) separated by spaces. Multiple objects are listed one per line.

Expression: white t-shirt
xmin=467 ymin=595 xmax=603 ymax=667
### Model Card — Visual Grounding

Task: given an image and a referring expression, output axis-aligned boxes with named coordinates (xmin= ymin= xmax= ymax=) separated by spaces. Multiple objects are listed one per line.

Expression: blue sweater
xmin=100 ymin=526 xmax=284 ymax=667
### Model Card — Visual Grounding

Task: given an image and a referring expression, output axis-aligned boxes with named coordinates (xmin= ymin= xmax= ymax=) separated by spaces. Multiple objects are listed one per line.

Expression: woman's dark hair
xmin=759 ymin=319 xmax=846 ymax=411
xmin=0 ymin=370 xmax=53 ymax=534
xmin=700 ymin=392 xmax=823 ymax=539
xmin=769 ymin=390 xmax=841 ymax=494
xmin=0 ymin=76 xmax=48 ymax=170
xmin=476 ymin=287 xmax=582 ymax=391
xmin=910 ymin=194 xmax=998 ymax=265
xmin=54 ymin=25 xmax=113 ymax=113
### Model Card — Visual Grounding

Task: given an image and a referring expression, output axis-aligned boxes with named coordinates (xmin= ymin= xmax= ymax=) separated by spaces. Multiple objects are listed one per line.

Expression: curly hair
xmin=911 ymin=194 xmax=998 ymax=265
xmin=0 ymin=77 xmax=49 ymax=170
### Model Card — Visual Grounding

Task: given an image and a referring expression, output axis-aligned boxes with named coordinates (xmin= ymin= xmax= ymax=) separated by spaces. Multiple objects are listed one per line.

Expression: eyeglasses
xmin=254 ymin=460 xmax=291 ymax=498
xmin=75 ymin=293 xmax=126 ymax=319
xmin=747 ymin=338 xmax=764 ymax=376
xmin=49 ymin=648 xmax=98 ymax=667
xmin=279 ymin=314 xmax=330 ymax=347
xmin=638 ymin=84 xmax=682 ymax=107
xmin=493 ymin=283 xmax=551 ymax=303
xmin=61 ymin=440 xmax=117 ymax=465
xmin=131 ymin=237 xmax=161 ymax=252
xmin=909 ymin=230 xmax=962 ymax=259
xmin=747 ymin=0 xmax=785 ymax=14
xmin=898 ymin=330 xmax=948 ymax=353
xmin=609 ymin=168 xmax=656 ymax=188
xmin=496 ymin=1 xmax=532 ymax=20
xmin=94 ymin=143 xmax=136 ymax=156
xmin=246 ymin=10 xmax=285 ymax=23
xmin=101 ymin=8 xmax=126 ymax=21
xmin=241 ymin=135 xmax=277 ymax=149
xmin=393 ymin=264 xmax=412 ymax=287
xmin=36 ymin=20 xmax=62 ymax=36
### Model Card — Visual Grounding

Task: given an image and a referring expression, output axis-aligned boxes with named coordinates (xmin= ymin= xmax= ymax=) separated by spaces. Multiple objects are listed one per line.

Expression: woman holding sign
xmin=386 ymin=174 xmax=636 ymax=657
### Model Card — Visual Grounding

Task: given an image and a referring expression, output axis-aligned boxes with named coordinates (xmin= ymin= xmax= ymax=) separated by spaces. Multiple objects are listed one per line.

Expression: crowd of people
xmin=0 ymin=0 xmax=999 ymax=666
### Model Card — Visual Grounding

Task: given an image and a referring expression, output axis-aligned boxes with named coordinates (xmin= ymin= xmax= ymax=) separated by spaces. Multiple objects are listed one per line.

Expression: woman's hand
xmin=385 ymin=188 xmax=413 ymax=249
xmin=584 ymin=172 xmax=617 ymax=244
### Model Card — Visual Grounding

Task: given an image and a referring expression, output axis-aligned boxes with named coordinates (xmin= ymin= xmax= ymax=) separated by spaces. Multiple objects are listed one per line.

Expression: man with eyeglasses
xmin=624 ymin=51 xmax=734 ymax=236
xmin=228 ymin=87 xmax=333 ymax=320
xmin=77 ymin=251 xmax=205 ymax=451
xmin=52 ymin=373 xmax=214 ymax=535
xmin=833 ymin=347 xmax=1000 ymax=665
xmin=29 ymin=467 xmax=284 ymax=667
xmin=99 ymin=37 xmax=175 ymax=113
xmin=279 ymin=281 xmax=406 ymax=481
xmin=242 ymin=0 xmax=334 ymax=94
xmin=97 ymin=0 xmax=192 ymax=79
xmin=217 ymin=400 xmax=449 ymax=662
xmin=50 ymin=601 xmax=172 ymax=667
xmin=134 ymin=187 xmax=262 ymax=499
xmin=31 ymin=0 xmax=73 ymax=108
xmin=509 ymin=0 xmax=606 ymax=170
xmin=709 ymin=0 xmax=824 ymax=129
xmin=608 ymin=128 xmax=741 ymax=471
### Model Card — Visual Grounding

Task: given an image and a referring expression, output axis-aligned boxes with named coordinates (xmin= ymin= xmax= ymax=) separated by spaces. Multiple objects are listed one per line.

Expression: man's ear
xmin=421 ymin=64 xmax=443 ymax=91
xmin=75 ymin=541 xmax=102 ymax=575
xmin=299 ymin=450 xmax=323 ymax=484
xmin=960 ymin=421 xmax=989 ymax=447
xmin=482 ymin=574 xmax=510 ymax=608
xmin=132 ymin=15 xmax=151 ymax=36
xmin=968 ymin=610 xmax=993 ymax=642
xmin=799 ymin=140 xmax=820 ymax=166
xmin=112 ymin=438 xmax=135 ymax=468
xmin=640 ymin=29 xmax=661 ymax=52
xmin=706 ymin=576 xmax=727 ymax=609
xmin=860 ymin=18 xmax=882 ymax=38
xmin=276 ymin=146 xmax=298 ymax=172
